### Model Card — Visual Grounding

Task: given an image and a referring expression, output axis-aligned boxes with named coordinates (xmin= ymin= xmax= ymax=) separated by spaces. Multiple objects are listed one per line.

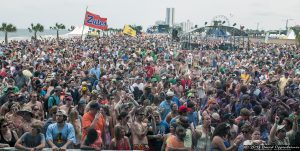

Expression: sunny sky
xmin=0 ymin=0 xmax=299 ymax=30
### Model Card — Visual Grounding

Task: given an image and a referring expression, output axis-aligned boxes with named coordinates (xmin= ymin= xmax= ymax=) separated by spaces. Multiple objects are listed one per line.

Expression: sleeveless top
xmin=115 ymin=138 xmax=130 ymax=150
xmin=210 ymin=139 xmax=231 ymax=151
xmin=0 ymin=131 xmax=17 ymax=147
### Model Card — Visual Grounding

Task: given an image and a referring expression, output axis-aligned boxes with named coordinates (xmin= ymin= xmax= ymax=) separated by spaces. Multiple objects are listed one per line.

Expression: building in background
xmin=178 ymin=20 xmax=194 ymax=32
xmin=166 ymin=8 xmax=175 ymax=27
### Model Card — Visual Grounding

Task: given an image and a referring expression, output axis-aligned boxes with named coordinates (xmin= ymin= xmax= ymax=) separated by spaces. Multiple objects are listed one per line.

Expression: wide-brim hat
xmin=22 ymin=70 xmax=33 ymax=78
xmin=17 ymin=107 xmax=34 ymax=117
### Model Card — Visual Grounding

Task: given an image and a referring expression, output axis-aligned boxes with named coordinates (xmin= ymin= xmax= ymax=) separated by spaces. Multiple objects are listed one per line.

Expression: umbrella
xmin=22 ymin=70 xmax=33 ymax=78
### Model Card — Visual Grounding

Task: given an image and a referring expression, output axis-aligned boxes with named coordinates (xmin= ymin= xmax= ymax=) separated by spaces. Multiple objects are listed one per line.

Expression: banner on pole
xmin=84 ymin=11 xmax=108 ymax=30
xmin=123 ymin=25 xmax=136 ymax=37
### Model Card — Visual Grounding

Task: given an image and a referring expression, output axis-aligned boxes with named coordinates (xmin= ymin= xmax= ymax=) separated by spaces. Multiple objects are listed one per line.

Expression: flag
xmin=84 ymin=11 xmax=108 ymax=30
xmin=123 ymin=25 xmax=136 ymax=37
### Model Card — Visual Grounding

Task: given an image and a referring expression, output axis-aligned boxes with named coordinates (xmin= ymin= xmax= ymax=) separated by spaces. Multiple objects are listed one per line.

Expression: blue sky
xmin=0 ymin=0 xmax=299 ymax=30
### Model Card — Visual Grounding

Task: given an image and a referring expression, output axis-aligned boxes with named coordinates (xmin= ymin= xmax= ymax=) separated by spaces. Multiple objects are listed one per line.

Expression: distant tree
xmin=96 ymin=30 xmax=101 ymax=37
xmin=117 ymin=28 xmax=123 ymax=33
xmin=107 ymin=28 xmax=113 ymax=35
xmin=68 ymin=26 xmax=75 ymax=31
xmin=50 ymin=23 xmax=65 ymax=41
xmin=0 ymin=23 xmax=17 ymax=45
xmin=130 ymin=25 xmax=143 ymax=34
xmin=28 ymin=23 xmax=44 ymax=40
xmin=297 ymin=33 xmax=300 ymax=46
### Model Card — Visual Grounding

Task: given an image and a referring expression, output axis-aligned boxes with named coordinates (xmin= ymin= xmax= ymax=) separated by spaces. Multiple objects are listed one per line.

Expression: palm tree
xmin=96 ymin=30 xmax=101 ymax=37
xmin=116 ymin=28 xmax=122 ymax=33
xmin=50 ymin=23 xmax=65 ymax=41
xmin=68 ymin=26 xmax=75 ymax=31
xmin=28 ymin=23 xmax=44 ymax=40
xmin=131 ymin=25 xmax=143 ymax=34
xmin=108 ymin=28 xmax=115 ymax=35
xmin=0 ymin=23 xmax=17 ymax=45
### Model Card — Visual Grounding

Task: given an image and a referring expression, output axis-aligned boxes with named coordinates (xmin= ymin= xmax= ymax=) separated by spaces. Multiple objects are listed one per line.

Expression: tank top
xmin=116 ymin=138 xmax=130 ymax=150
xmin=0 ymin=131 xmax=17 ymax=147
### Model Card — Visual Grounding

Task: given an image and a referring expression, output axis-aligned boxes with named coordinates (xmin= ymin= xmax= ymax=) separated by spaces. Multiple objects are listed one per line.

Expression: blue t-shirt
xmin=187 ymin=111 xmax=199 ymax=127
xmin=20 ymin=132 xmax=45 ymax=148
xmin=159 ymin=100 xmax=172 ymax=120
xmin=170 ymin=116 xmax=180 ymax=125
xmin=157 ymin=121 xmax=170 ymax=135
xmin=89 ymin=65 xmax=101 ymax=80
xmin=46 ymin=123 xmax=76 ymax=148
xmin=172 ymin=96 xmax=181 ymax=107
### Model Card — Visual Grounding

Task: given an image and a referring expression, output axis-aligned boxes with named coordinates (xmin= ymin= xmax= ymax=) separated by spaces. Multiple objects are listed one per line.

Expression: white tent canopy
xmin=65 ymin=26 xmax=89 ymax=37
xmin=287 ymin=29 xmax=296 ymax=39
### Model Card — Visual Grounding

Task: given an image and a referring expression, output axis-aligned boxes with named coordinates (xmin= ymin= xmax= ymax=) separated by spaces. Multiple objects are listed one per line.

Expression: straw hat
xmin=22 ymin=70 xmax=33 ymax=78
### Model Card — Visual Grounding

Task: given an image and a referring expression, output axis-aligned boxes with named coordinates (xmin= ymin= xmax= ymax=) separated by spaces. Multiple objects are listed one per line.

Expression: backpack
xmin=44 ymin=95 xmax=58 ymax=112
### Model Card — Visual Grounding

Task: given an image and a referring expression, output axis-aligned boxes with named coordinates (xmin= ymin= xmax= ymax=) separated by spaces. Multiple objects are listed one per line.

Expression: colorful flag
xmin=84 ymin=11 xmax=108 ymax=30
xmin=123 ymin=25 xmax=136 ymax=37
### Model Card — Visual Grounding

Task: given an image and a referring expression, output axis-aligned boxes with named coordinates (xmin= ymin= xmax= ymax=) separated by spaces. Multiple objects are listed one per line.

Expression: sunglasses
xmin=242 ymin=130 xmax=250 ymax=134
xmin=1 ymin=124 xmax=9 ymax=128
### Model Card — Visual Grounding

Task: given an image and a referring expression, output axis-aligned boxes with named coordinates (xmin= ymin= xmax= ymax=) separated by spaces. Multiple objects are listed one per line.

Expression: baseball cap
xmin=166 ymin=90 xmax=175 ymax=96
xmin=179 ymin=105 xmax=191 ymax=113
xmin=187 ymin=93 xmax=194 ymax=97
xmin=211 ymin=112 xmax=220 ymax=121
xmin=57 ymin=110 xmax=68 ymax=117
xmin=90 ymin=102 xmax=100 ymax=110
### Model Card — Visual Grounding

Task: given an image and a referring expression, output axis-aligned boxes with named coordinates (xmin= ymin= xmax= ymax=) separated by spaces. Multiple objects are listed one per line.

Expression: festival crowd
xmin=0 ymin=34 xmax=299 ymax=151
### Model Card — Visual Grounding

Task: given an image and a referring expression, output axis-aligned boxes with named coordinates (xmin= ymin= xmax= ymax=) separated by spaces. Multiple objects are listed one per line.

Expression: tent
xmin=65 ymin=26 xmax=89 ymax=37
xmin=287 ymin=29 xmax=296 ymax=39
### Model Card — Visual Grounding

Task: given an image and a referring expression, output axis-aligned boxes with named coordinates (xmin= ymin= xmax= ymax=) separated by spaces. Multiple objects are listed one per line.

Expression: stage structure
xmin=180 ymin=15 xmax=249 ymax=50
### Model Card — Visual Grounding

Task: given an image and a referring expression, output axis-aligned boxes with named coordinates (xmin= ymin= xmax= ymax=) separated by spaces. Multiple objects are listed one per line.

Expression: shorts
xmin=132 ymin=144 xmax=150 ymax=151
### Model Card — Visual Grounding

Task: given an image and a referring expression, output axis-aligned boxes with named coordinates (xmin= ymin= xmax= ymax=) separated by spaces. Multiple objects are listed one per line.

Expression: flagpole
xmin=81 ymin=6 xmax=88 ymax=40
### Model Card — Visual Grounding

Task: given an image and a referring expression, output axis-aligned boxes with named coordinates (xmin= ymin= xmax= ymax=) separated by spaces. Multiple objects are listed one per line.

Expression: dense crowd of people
xmin=0 ymin=33 xmax=299 ymax=151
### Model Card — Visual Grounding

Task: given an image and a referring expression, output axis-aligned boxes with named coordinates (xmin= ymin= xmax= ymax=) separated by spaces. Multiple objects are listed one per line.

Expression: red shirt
xmin=0 ymin=71 xmax=7 ymax=78
xmin=145 ymin=66 xmax=155 ymax=78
